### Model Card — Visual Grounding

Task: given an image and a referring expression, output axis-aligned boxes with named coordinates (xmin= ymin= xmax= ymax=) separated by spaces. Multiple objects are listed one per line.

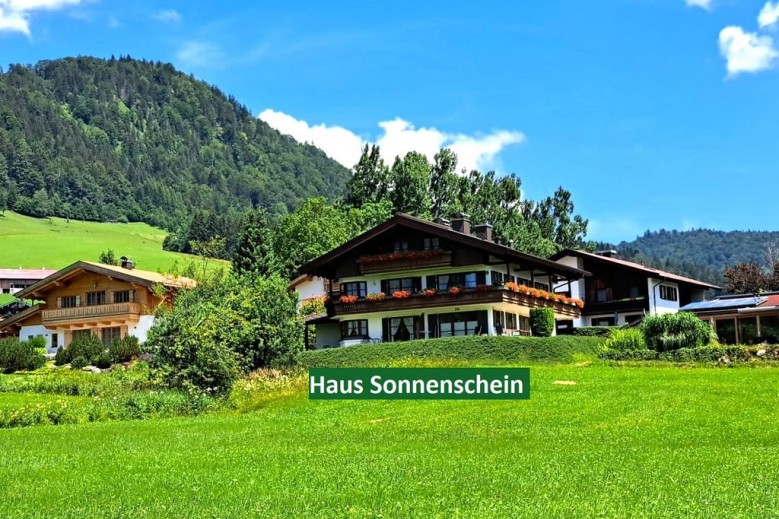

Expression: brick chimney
xmin=473 ymin=223 xmax=493 ymax=242
xmin=451 ymin=213 xmax=471 ymax=235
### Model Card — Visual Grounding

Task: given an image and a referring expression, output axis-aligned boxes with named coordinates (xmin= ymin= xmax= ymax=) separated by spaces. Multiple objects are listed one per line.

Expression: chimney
xmin=595 ymin=250 xmax=618 ymax=258
xmin=473 ymin=223 xmax=493 ymax=242
xmin=433 ymin=217 xmax=451 ymax=227
xmin=120 ymin=256 xmax=134 ymax=270
xmin=451 ymin=212 xmax=471 ymax=235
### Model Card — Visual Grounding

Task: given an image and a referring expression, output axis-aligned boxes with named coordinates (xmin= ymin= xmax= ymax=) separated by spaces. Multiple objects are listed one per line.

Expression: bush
xmin=70 ymin=356 xmax=89 ymax=369
xmin=0 ymin=337 xmax=46 ymax=373
xmin=66 ymin=334 xmax=105 ymax=364
xmin=530 ymin=308 xmax=555 ymax=337
xmin=603 ymin=328 xmax=647 ymax=352
xmin=572 ymin=326 xmax=614 ymax=337
xmin=298 ymin=335 xmax=606 ymax=367
xmin=54 ymin=346 xmax=68 ymax=366
xmin=599 ymin=349 xmax=660 ymax=361
xmin=108 ymin=336 xmax=141 ymax=362
xmin=95 ymin=353 xmax=113 ymax=369
xmin=642 ymin=312 xmax=712 ymax=351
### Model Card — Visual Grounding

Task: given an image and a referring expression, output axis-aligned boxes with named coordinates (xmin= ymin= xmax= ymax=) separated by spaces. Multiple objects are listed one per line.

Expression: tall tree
xmin=390 ymin=151 xmax=432 ymax=216
xmin=346 ymin=144 xmax=390 ymax=208
xmin=232 ymin=209 xmax=272 ymax=276
xmin=9 ymin=137 xmax=43 ymax=198
xmin=429 ymin=148 xmax=458 ymax=219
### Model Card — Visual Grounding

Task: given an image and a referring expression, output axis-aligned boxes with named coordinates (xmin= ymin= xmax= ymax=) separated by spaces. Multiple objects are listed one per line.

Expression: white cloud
xmin=0 ymin=0 xmax=82 ymax=35
xmin=759 ymin=2 xmax=779 ymax=29
xmin=258 ymin=110 xmax=525 ymax=173
xmin=153 ymin=9 xmax=181 ymax=24
xmin=686 ymin=0 xmax=712 ymax=11
xmin=718 ymin=26 xmax=778 ymax=76
xmin=175 ymin=41 xmax=225 ymax=68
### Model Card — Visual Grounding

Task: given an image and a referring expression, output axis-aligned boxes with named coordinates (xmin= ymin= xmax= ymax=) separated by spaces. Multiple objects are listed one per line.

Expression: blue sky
xmin=2 ymin=0 xmax=778 ymax=243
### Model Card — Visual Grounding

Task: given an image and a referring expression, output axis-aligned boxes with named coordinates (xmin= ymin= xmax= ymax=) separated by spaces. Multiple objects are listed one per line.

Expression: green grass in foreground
xmin=0 ymin=211 xmax=203 ymax=272
xmin=2 ymin=363 xmax=779 ymax=517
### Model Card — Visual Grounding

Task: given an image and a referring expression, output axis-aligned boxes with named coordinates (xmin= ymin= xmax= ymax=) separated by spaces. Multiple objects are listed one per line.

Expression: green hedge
xmin=600 ymin=345 xmax=779 ymax=363
xmin=572 ymin=326 xmax=614 ymax=337
xmin=529 ymin=308 xmax=555 ymax=337
xmin=298 ymin=335 xmax=605 ymax=367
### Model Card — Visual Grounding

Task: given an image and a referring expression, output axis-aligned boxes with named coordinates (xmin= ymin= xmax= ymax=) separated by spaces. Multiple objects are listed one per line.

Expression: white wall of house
xmin=19 ymin=325 xmax=57 ymax=352
xmin=648 ymin=278 xmax=680 ymax=315
xmin=294 ymin=276 xmax=327 ymax=303
xmin=128 ymin=315 xmax=156 ymax=343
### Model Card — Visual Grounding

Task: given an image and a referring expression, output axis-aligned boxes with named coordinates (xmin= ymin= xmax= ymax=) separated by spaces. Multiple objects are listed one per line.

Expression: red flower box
xmin=339 ymin=295 xmax=359 ymax=304
xmin=392 ymin=290 xmax=412 ymax=299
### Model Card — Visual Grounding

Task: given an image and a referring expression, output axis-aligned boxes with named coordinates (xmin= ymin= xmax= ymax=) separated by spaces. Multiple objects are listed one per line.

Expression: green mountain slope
xmin=599 ymin=229 xmax=779 ymax=287
xmin=0 ymin=56 xmax=349 ymax=230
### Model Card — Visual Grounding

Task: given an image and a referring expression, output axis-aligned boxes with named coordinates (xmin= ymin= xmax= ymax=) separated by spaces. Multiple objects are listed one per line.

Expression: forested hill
xmin=0 ymin=56 xmax=350 ymax=230
xmin=600 ymin=229 xmax=779 ymax=287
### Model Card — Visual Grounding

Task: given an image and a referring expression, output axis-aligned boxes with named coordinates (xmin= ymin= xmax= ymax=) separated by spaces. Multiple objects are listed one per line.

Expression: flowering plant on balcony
xmin=366 ymin=292 xmax=386 ymax=303
xmin=300 ymin=295 xmax=329 ymax=316
xmin=392 ymin=290 xmax=412 ymax=299
xmin=505 ymin=281 xmax=520 ymax=292
xmin=448 ymin=286 xmax=463 ymax=295
xmin=339 ymin=295 xmax=359 ymax=304
xmin=418 ymin=288 xmax=438 ymax=297
xmin=358 ymin=248 xmax=448 ymax=265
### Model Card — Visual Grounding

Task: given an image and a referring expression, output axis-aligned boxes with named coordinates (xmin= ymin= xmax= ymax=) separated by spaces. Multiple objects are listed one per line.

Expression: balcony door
xmin=382 ymin=316 xmax=420 ymax=342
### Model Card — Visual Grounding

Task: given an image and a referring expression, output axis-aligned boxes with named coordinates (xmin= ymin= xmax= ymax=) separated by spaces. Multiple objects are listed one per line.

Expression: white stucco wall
xmin=553 ymin=255 xmax=585 ymax=327
xmin=294 ymin=276 xmax=328 ymax=304
xmin=19 ymin=325 xmax=58 ymax=352
xmin=128 ymin=315 xmax=156 ymax=343
xmin=647 ymin=278 xmax=680 ymax=315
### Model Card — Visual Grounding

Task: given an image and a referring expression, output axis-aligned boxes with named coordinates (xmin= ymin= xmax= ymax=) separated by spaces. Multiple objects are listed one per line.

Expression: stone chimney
xmin=594 ymin=250 xmax=618 ymax=258
xmin=473 ymin=223 xmax=493 ymax=242
xmin=451 ymin=213 xmax=471 ymax=235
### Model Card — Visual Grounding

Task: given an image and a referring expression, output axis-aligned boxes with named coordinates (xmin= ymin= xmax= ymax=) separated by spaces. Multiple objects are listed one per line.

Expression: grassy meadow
xmin=0 ymin=211 xmax=202 ymax=272
xmin=1 ymin=341 xmax=778 ymax=517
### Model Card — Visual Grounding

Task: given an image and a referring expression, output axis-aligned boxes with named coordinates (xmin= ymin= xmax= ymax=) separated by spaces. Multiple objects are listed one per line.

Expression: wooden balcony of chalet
xmin=42 ymin=302 xmax=142 ymax=326
xmin=331 ymin=286 xmax=582 ymax=318
xmin=357 ymin=249 xmax=453 ymax=275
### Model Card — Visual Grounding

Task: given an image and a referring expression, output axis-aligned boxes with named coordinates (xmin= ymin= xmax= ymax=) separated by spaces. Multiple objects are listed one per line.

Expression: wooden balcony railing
xmin=332 ymin=287 xmax=581 ymax=318
xmin=358 ymin=251 xmax=452 ymax=275
xmin=42 ymin=302 xmax=142 ymax=323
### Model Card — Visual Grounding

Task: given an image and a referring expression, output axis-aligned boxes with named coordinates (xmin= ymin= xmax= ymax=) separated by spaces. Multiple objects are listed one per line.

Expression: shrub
xmin=67 ymin=334 xmax=105 ymax=364
xmin=572 ymin=326 xmax=614 ymax=337
xmin=108 ymin=336 xmax=141 ymax=362
xmin=0 ymin=337 xmax=46 ymax=373
xmin=530 ymin=308 xmax=555 ymax=337
xmin=603 ymin=328 xmax=647 ymax=351
xmin=54 ymin=346 xmax=68 ymax=366
xmin=95 ymin=353 xmax=113 ymax=369
xmin=70 ymin=356 xmax=89 ymax=369
xmin=642 ymin=312 xmax=712 ymax=351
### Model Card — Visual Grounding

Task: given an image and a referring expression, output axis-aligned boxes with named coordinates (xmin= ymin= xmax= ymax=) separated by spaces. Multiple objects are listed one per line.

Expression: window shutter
xmin=129 ymin=290 xmax=134 ymax=302
xmin=57 ymin=297 xmax=62 ymax=309
xmin=109 ymin=291 xmax=114 ymax=304
xmin=75 ymin=295 xmax=81 ymax=307
xmin=380 ymin=280 xmax=388 ymax=294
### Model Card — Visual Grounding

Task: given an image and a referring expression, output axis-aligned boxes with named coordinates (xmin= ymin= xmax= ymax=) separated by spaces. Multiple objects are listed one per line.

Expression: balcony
xmin=358 ymin=249 xmax=452 ymax=275
xmin=582 ymin=296 xmax=647 ymax=315
xmin=332 ymin=287 xmax=582 ymax=318
xmin=42 ymin=302 xmax=142 ymax=325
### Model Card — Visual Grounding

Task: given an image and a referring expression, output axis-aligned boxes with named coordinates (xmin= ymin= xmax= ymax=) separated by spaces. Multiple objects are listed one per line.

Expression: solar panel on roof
xmin=680 ymin=296 xmax=765 ymax=312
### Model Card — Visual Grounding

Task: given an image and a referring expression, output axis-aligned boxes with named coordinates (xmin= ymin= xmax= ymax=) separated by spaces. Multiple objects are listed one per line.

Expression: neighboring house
xmin=0 ymin=260 xmax=195 ymax=352
xmin=294 ymin=213 xmax=588 ymax=348
xmin=681 ymin=292 xmax=779 ymax=345
xmin=0 ymin=268 xmax=57 ymax=295
xmin=550 ymin=249 xmax=718 ymax=330
xmin=290 ymin=274 xmax=328 ymax=305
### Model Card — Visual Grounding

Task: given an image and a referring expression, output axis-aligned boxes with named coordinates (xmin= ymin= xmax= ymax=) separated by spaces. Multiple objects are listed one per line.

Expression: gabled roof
xmin=15 ymin=261 xmax=196 ymax=300
xmin=0 ymin=304 xmax=41 ymax=330
xmin=298 ymin=213 xmax=589 ymax=279
xmin=0 ymin=268 xmax=57 ymax=280
xmin=550 ymin=249 xmax=720 ymax=290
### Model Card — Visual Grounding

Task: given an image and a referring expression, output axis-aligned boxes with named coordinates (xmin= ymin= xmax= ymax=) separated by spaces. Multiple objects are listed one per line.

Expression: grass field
xmin=0 ymin=211 xmax=203 ymax=272
xmin=2 ymin=361 xmax=778 ymax=517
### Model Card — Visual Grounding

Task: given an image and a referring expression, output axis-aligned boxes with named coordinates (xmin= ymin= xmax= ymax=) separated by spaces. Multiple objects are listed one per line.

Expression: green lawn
xmin=1 ymin=363 xmax=778 ymax=517
xmin=0 ymin=211 xmax=204 ymax=272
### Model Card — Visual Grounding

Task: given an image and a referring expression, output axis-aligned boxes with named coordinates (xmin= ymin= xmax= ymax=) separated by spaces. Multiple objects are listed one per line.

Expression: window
xmin=113 ymin=290 xmax=133 ymax=303
xmin=518 ymin=316 xmax=531 ymax=333
xmin=596 ymin=289 xmax=609 ymax=303
xmin=492 ymin=271 xmax=505 ymax=286
xmin=592 ymin=317 xmax=615 ymax=326
xmin=101 ymin=327 xmax=121 ymax=346
xmin=506 ymin=313 xmax=517 ymax=330
xmin=341 ymin=282 xmax=367 ymax=298
xmin=51 ymin=333 xmax=59 ymax=349
xmin=533 ymin=281 xmax=549 ymax=291
xmin=87 ymin=291 xmax=106 ymax=306
xmin=423 ymin=237 xmax=439 ymax=250
xmin=659 ymin=285 xmax=678 ymax=302
xmin=393 ymin=240 xmax=409 ymax=252
xmin=72 ymin=329 xmax=93 ymax=340
xmin=341 ymin=320 xmax=369 ymax=338
xmin=383 ymin=316 xmax=418 ymax=342
xmin=60 ymin=295 xmax=79 ymax=308
xmin=629 ymin=287 xmax=640 ymax=299
xmin=433 ymin=311 xmax=487 ymax=337
xmin=382 ymin=277 xmax=420 ymax=294
xmin=427 ymin=271 xmax=486 ymax=291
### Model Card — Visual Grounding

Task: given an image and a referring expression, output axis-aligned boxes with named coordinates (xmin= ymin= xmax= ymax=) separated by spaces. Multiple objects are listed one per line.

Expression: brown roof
xmin=550 ymin=249 xmax=720 ymax=290
xmin=0 ymin=268 xmax=57 ymax=280
xmin=15 ymin=261 xmax=196 ymax=300
xmin=0 ymin=304 xmax=41 ymax=331
xmin=298 ymin=213 xmax=589 ymax=280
